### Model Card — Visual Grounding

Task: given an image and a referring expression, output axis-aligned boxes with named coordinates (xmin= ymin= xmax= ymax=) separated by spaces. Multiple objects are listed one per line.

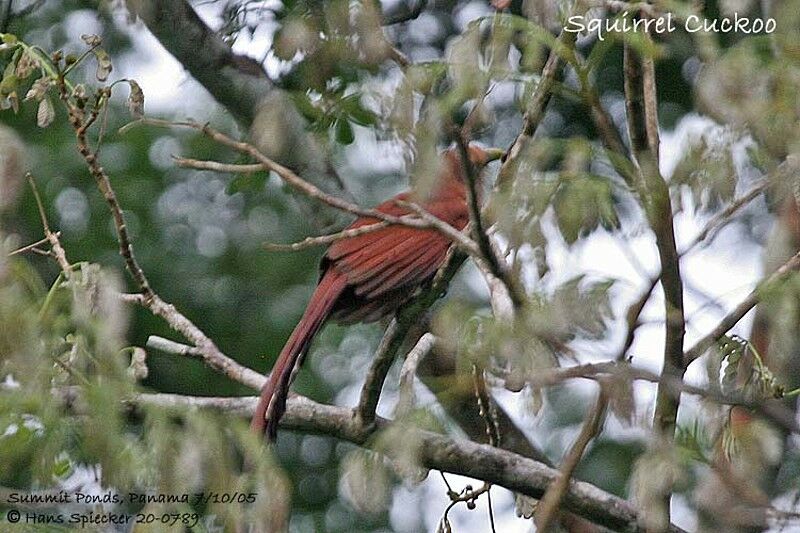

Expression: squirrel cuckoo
xmin=251 ymin=144 xmax=504 ymax=440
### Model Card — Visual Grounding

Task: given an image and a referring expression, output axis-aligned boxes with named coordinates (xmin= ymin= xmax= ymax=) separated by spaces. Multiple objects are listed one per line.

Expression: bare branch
xmin=356 ymin=250 xmax=467 ymax=426
xmin=7 ymin=235 xmax=53 ymax=257
xmin=498 ymin=360 xmax=800 ymax=434
xmin=617 ymin=277 xmax=660 ymax=361
xmin=497 ymin=30 xmax=577 ymax=190
xmin=357 ymin=319 xmax=408 ymax=424
xmin=126 ymin=0 xmax=352 ymax=231
xmin=61 ymin=89 xmax=153 ymax=297
xmin=52 ymin=91 xmax=265 ymax=394
xmin=396 ymin=332 xmax=436 ymax=416
xmin=683 ymin=249 xmax=800 ymax=367
xmin=117 ymin=293 xmax=145 ymax=304
xmin=535 ymin=391 xmax=608 ymax=532
xmin=264 ymin=221 xmax=392 ymax=252
xmin=122 ymin=391 xmax=687 ymax=533
xmin=125 ymin=0 xmax=270 ymax=125
xmin=172 ymin=156 xmax=264 ymax=174
xmin=623 ymin=30 xmax=686 ymax=442
xmin=132 ymin=118 xmax=483 ymax=254
xmin=680 ymin=179 xmax=770 ymax=255
xmin=144 ymin=334 xmax=264 ymax=391
xmin=454 ymin=135 xmax=523 ymax=312
xmin=26 ymin=174 xmax=72 ymax=275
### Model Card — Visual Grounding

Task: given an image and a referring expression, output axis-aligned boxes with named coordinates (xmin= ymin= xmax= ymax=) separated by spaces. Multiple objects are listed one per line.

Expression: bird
xmin=251 ymin=144 xmax=504 ymax=440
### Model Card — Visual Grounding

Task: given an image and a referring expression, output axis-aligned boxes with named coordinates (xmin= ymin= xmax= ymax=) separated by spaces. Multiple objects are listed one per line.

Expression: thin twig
xmin=454 ymin=135 xmax=522 ymax=310
xmin=60 ymin=87 xmax=153 ymax=296
xmin=496 ymin=29 xmax=577 ymax=190
xmin=117 ymin=293 xmax=145 ymax=304
xmin=131 ymin=118 xmax=487 ymax=253
xmin=534 ymin=391 xmax=607 ymax=532
xmin=680 ymin=179 xmax=771 ymax=255
xmin=683 ymin=250 xmax=800 ymax=366
xmin=145 ymin=335 xmax=264 ymax=390
xmin=393 ymin=199 xmax=480 ymax=255
xmin=491 ymin=360 xmax=800 ymax=434
xmin=26 ymin=174 xmax=71 ymax=274
xmin=172 ymin=156 xmax=264 ymax=173
xmin=396 ymin=332 xmax=436 ymax=416
xmin=8 ymin=234 xmax=54 ymax=257
xmin=616 ymin=276 xmax=659 ymax=361
xmin=263 ymin=221 xmax=391 ymax=252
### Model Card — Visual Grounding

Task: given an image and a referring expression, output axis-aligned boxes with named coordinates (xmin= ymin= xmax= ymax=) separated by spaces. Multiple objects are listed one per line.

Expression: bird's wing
xmin=326 ymin=194 xmax=467 ymax=300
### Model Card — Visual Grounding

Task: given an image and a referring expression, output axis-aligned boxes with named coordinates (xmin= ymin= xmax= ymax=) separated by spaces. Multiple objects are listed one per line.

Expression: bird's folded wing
xmin=326 ymin=195 xmax=466 ymax=299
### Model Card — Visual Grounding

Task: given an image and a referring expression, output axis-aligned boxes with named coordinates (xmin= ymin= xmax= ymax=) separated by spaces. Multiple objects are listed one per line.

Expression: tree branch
xmin=356 ymin=249 xmax=466 ymax=426
xmin=454 ymin=135 xmax=522 ymax=312
xmin=125 ymin=0 xmax=349 ymax=229
xmin=133 ymin=118 xmax=485 ymax=255
xmin=122 ymin=391 xmax=687 ymax=533
xmin=623 ymin=32 xmax=686 ymax=445
xmin=535 ymin=391 xmax=608 ymax=532
xmin=125 ymin=0 xmax=269 ymax=126
xmin=683 ymin=249 xmax=800 ymax=367
xmin=496 ymin=30 xmax=576 ymax=190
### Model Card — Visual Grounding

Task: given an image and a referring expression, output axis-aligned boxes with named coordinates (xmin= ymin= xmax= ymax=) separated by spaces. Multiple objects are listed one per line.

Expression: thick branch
xmin=127 ymin=391 xmax=686 ymax=533
xmin=623 ymin=39 xmax=685 ymax=441
xmin=125 ymin=0 xmax=269 ymax=125
xmin=381 ymin=0 xmax=428 ymax=25
xmin=126 ymin=0 xmax=349 ymax=228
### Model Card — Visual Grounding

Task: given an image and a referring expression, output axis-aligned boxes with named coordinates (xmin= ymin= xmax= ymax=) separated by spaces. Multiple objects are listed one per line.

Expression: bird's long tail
xmin=251 ymin=269 xmax=348 ymax=440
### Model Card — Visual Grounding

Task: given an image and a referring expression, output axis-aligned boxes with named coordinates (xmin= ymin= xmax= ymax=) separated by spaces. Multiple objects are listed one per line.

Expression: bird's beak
xmin=483 ymin=148 xmax=505 ymax=163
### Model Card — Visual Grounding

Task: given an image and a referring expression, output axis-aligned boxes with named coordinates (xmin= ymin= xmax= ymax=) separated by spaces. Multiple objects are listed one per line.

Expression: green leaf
xmin=227 ymin=171 xmax=267 ymax=194
xmin=290 ymin=91 xmax=323 ymax=122
xmin=335 ymin=118 xmax=354 ymax=144
xmin=337 ymin=93 xmax=376 ymax=126
xmin=53 ymin=456 xmax=73 ymax=478
xmin=553 ymin=174 xmax=620 ymax=244
xmin=0 ymin=59 xmax=18 ymax=94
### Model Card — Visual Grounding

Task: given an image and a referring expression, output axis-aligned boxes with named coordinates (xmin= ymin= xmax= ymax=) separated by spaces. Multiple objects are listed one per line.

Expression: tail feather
xmin=251 ymin=269 xmax=347 ymax=440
